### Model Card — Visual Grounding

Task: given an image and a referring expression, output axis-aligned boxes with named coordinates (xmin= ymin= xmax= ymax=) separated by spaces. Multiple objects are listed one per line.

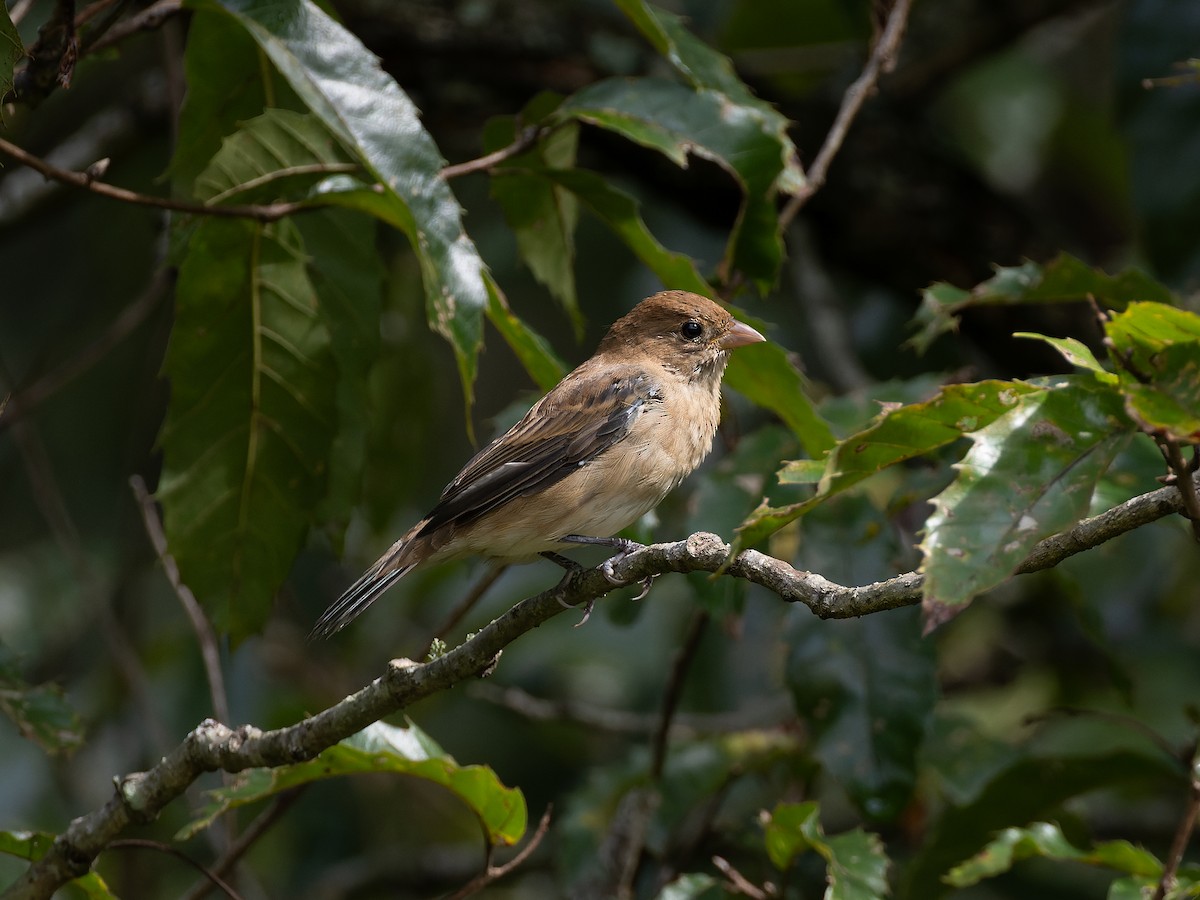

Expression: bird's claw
xmin=600 ymin=550 xmax=657 ymax=601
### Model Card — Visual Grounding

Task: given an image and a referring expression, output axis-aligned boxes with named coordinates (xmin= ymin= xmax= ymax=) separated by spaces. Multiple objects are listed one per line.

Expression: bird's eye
xmin=680 ymin=321 xmax=703 ymax=340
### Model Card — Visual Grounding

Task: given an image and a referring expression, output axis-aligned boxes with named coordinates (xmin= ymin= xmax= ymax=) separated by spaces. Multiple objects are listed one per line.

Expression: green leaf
xmin=0 ymin=642 xmax=84 ymax=755
xmin=193 ymin=108 xmax=357 ymax=205
xmin=484 ymin=275 xmax=568 ymax=392
xmin=196 ymin=0 xmax=488 ymax=419
xmin=787 ymin=605 xmax=936 ymax=822
xmin=1105 ymin=303 xmax=1200 ymax=441
xmin=158 ymin=218 xmax=337 ymax=639
xmin=0 ymin=830 xmax=117 ymax=898
xmin=900 ymin=749 xmax=1183 ymax=900
xmin=921 ymin=377 xmax=1134 ymax=627
xmin=945 ymin=821 xmax=1162 ymax=888
xmin=910 ymin=254 xmax=1176 ymax=354
xmin=723 ymin=338 xmax=836 ymax=458
xmin=509 ymin=165 xmax=712 ymax=295
xmin=178 ymin=721 xmax=527 ymax=846
xmin=763 ymin=802 xmax=890 ymax=900
xmin=558 ymin=76 xmax=788 ymax=289
xmin=0 ymin=4 xmax=22 ymax=100
xmin=296 ymin=209 xmax=385 ymax=526
xmin=1015 ymin=332 xmax=1117 ymax=383
xmin=484 ymin=110 xmax=583 ymax=336
xmin=732 ymin=381 xmax=1040 ymax=553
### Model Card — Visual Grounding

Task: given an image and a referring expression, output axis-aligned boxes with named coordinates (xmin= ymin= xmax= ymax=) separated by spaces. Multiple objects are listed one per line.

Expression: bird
xmin=310 ymin=290 xmax=765 ymax=638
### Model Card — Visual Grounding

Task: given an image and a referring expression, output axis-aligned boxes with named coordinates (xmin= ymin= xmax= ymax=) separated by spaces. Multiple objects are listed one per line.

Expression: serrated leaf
xmin=732 ymin=381 xmax=1040 ymax=554
xmin=1105 ymin=301 xmax=1200 ymax=365
xmin=1 ymin=5 xmax=22 ymax=100
xmin=509 ymin=165 xmax=712 ymax=294
xmin=178 ymin=721 xmax=526 ymax=846
xmin=1015 ymin=332 xmax=1117 ymax=383
xmin=764 ymin=802 xmax=890 ymax=900
xmin=0 ymin=831 xmax=117 ymax=898
xmin=1105 ymin=303 xmax=1200 ymax=441
xmin=558 ymin=76 xmax=788 ymax=289
xmin=945 ymin=821 xmax=1162 ymax=888
xmin=158 ymin=217 xmax=337 ymax=639
xmin=0 ymin=642 xmax=84 ymax=755
xmin=484 ymin=274 xmax=567 ymax=392
xmin=910 ymin=254 xmax=1176 ymax=354
xmin=195 ymin=0 xmax=488 ymax=421
xmin=921 ymin=378 xmax=1134 ymax=627
xmin=193 ymin=108 xmax=357 ymax=205
xmin=484 ymin=110 xmax=583 ymax=335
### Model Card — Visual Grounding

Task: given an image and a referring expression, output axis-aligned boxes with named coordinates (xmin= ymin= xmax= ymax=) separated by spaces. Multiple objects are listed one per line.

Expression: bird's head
xmin=597 ymin=291 xmax=766 ymax=375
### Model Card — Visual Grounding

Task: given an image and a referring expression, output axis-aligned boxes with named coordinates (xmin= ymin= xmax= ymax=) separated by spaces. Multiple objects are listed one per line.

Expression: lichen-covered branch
xmin=3 ymin=483 xmax=1191 ymax=900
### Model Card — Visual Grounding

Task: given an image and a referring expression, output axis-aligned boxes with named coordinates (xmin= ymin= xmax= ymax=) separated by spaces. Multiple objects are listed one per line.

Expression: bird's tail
xmin=309 ymin=554 xmax=414 ymax=640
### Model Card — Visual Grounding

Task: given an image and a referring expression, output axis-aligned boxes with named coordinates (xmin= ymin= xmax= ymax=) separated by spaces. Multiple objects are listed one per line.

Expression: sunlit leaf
xmin=1015 ymin=332 xmax=1117 ymax=383
xmin=910 ymin=254 xmax=1175 ymax=354
xmin=921 ymin=377 xmax=1135 ymax=628
xmin=0 ymin=642 xmax=84 ymax=755
xmin=159 ymin=218 xmax=337 ymax=639
xmin=177 ymin=721 xmax=527 ymax=846
xmin=732 ymin=381 xmax=1040 ymax=553
xmin=654 ymin=873 xmax=724 ymax=900
xmin=1105 ymin=302 xmax=1200 ymax=441
xmin=945 ymin=821 xmax=1161 ymax=888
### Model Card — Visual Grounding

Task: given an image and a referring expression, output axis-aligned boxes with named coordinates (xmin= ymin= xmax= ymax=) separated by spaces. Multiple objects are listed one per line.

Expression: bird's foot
xmin=560 ymin=534 xmax=656 ymax=601
xmin=541 ymin=551 xmax=595 ymax=626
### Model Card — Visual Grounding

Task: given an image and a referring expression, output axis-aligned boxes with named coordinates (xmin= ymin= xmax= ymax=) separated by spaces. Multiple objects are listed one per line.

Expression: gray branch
xmin=3 ymin=484 xmax=1192 ymax=900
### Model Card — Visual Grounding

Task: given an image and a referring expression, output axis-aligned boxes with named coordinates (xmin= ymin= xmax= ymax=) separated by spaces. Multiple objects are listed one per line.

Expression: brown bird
xmin=311 ymin=290 xmax=765 ymax=638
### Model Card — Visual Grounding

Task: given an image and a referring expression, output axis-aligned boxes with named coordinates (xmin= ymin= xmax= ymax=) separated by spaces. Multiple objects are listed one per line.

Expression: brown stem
xmin=1153 ymin=742 xmax=1200 ymax=900
xmin=105 ymin=840 xmax=244 ymax=900
xmin=443 ymin=806 xmax=553 ymax=900
xmin=779 ymin=0 xmax=915 ymax=226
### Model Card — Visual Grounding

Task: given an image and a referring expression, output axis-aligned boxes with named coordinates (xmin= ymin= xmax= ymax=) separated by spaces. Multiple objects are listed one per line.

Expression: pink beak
xmin=719 ymin=320 xmax=767 ymax=350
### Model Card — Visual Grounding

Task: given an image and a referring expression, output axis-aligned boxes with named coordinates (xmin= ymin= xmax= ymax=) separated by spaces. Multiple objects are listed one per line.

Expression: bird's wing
xmin=419 ymin=366 xmax=662 ymax=534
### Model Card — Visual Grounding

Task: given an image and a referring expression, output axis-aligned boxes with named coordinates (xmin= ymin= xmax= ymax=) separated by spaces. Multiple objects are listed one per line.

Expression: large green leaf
xmin=158 ymin=217 xmax=337 ymax=638
xmin=787 ymin=603 xmax=936 ymax=822
xmin=763 ymin=802 xmax=890 ymax=900
xmin=611 ymin=0 xmax=803 ymax=288
xmin=732 ymin=381 xmax=1041 ymax=553
xmin=193 ymin=108 xmax=358 ymax=205
xmin=194 ymin=0 xmax=488 ymax=415
xmin=910 ymin=254 xmax=1176 ymax=354
xmin=944 ymin=821 xmax=1162 ymax=888
xmin=177 ymin=721 xmax=527 ymax=847
xmin=0 ymin=641 xmax=84 ymax=755
xmin=483 ymin=106 xmax=583 ymax=336
xmin=558 ymin=76 xmax=787 ymax=289
xmin=920 ymin=377 xmax=1135 ymax=627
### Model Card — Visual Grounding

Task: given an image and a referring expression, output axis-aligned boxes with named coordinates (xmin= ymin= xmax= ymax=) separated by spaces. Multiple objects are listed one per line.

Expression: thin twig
xmin=0 ymin=269 xmax=170 ymax=433
xmin=179 ymin=789 xmax=307 ymax=900
xmin=440 ymin=125 xmax=543 ymax=179
xmin=443 ymin=806 xmax=553 ymax=900
xmin=0 ymin=135 xmax=325 ymax=222
xmin=130 ymin=476 xmax=231 ymax=726
xmin=1158 ymin=437 xmax=1200 ymax=542
xmin=650 ymin=611 xmax=710 ymax=781
xmin=1154 ymin=741 xmax=1200 ymax=900
xmin=106 ymin=840 xmax=245 ymax=900
xmin=779 ymin=0 xmax=914 ymax=226
xmin=87 ymin=0 xmax=181 ymax=54
xmin=712 ymin=855 xmax=771 ymax=899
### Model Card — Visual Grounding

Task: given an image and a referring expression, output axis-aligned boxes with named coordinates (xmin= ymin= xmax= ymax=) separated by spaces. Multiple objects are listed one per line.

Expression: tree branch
xmin=3 ymin=483 xmax=1192 ymax=900
xmin=780 ymin=0 xmax=914 ymax=226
